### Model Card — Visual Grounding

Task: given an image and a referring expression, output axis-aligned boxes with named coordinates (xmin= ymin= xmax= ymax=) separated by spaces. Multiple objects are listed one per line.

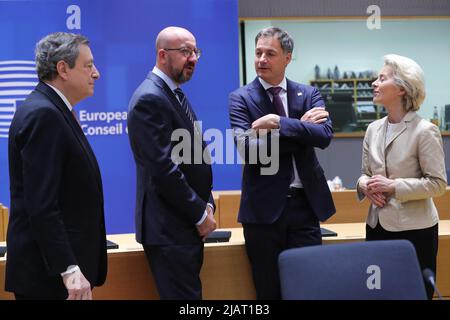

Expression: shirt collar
xmin=258 ymin=77 xmax=287 ymax=92
xmin=152 ymin=66 xmax=179 ymax=91
xmin=45 ymin=82 xmax=73 ymax=111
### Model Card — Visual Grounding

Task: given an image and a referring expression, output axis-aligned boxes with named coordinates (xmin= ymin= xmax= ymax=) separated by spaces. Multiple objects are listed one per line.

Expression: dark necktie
xmin=71 ymin=109 xmax=81 ymax=127
xmin=174 ymin=88 xmax=195 ymax=126
xmin=268 ymin=86 xmax=295 ymax=184
xmin=267 ymin=86 xmax=286 ymax=117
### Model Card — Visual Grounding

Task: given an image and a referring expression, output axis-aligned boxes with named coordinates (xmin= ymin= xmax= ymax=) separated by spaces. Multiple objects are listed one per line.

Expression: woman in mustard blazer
xmin=357 ymin=54 xmax=447 ymax=299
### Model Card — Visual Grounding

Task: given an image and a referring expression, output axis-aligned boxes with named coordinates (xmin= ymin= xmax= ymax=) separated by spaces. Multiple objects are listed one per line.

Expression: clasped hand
xmin=363 ymin=175 xmax=396 ymax=208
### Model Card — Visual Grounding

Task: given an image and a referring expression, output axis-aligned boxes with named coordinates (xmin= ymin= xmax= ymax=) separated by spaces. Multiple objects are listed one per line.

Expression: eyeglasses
xmin=164 ymin=47 xmax=201 ymax=59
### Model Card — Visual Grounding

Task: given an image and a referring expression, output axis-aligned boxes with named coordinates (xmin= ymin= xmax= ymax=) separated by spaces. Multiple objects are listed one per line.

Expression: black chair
xmin=278 ymin=240 xmax=427 ymax=300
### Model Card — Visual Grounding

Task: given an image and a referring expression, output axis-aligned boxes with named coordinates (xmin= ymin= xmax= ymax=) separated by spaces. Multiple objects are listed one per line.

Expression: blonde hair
xmin=383 ymin=54 xmax=426 ymax=112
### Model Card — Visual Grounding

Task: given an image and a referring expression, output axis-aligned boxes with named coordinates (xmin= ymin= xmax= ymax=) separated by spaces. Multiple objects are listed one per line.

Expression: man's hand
xmin=301 ymin=106 xmax=329 ymax=124
xmin=251 ymin=114 xmax=280 ymax=133
xmin=63 ymin=269 xmax=92 ymax=300
xmin=196 ymin=205 xmax=217 ymax=241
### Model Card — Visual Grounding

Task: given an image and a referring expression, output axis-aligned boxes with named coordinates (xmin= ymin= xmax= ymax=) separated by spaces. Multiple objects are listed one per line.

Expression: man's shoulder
xmin=128 ymin=76 xmax=170 ymax=112
xmin=287 ymin=79 xmax=315 ymax=93
xmin=230 ymin=79 xmax=258 ymax=97
xmin=15 ymin=90 xmax=56 ymax=116
xmin=131 ymin=76 xmax=163 ymax=99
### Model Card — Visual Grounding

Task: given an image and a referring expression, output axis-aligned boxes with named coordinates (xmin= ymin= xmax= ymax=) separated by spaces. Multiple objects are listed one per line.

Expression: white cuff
xmin=196 ymin=211 xmax=208 ymax=226
xmin=61 ymin=265 xmax=80 ymax=277
xmin=195 ymin=203 xmax=213 ymax=225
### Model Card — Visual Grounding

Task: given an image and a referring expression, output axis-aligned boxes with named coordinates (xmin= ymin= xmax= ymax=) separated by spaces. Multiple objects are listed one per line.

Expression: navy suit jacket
xmin=229 ymin=77 xmax=336 ymax=224
xmin=127 ymin=72 xmax=214 ymax=245
xmin=6 ymin=82 xmax=107 ymax=298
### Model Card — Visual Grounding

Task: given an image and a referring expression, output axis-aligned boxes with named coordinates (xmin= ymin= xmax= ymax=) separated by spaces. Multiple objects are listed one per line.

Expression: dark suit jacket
xmin=127 ymin=72 xmax=214 ymax=245
xmin=6 ymin=82 xmax=107 ymax=298
xmin=229 ymin=77 xmax=336 ymax=224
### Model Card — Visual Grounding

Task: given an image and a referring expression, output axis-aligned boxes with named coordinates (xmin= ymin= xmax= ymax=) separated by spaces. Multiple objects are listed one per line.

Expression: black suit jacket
xmin=127 ymin=72 xmax=214 ymax=245
xmin=6 ymin=82 xmax=107 ymax=298
xmin=229 ymin=78 xmax=336 ymax=224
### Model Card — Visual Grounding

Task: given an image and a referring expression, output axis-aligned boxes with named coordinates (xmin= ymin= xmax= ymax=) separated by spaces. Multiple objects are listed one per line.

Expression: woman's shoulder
xmin=410 ymin=114 xmax=439 ymax=132
xmin=366 ymin=116 xmax=386 ymax=132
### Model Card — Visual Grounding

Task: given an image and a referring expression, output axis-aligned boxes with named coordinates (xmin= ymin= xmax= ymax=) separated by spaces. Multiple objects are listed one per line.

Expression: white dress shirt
xmin=258 ymin=77 xmax=303 ymax=188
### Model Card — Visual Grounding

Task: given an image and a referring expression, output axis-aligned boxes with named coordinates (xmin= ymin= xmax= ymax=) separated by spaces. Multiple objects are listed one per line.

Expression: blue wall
xmin=0 ymin=0 xmax=241 ymax=234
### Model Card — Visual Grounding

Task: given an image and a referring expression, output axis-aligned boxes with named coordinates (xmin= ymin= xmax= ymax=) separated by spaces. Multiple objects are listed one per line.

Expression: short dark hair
xmin=35 ymin=32 xmax=89 ymax=81
xmin=255 ymin=27 xmax=294 ymax=54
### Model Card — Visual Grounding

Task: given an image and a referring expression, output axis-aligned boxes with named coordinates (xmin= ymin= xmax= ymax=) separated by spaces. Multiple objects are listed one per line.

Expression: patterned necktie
xmin=174 ymin=88 xmax=195 ymax=126
xmin=267 ymin=86 xmax=286 ymax=117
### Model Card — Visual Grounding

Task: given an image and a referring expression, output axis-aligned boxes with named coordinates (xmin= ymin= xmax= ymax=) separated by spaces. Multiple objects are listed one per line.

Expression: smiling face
xmin=372 ymin=65 xmax=405 ymax=108
xmin=254 ymin=36 xmax=291 ymax=86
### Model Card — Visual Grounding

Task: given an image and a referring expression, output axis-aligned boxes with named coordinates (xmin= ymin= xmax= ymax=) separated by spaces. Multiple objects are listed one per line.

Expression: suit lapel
xmin=149 ymin=73 xmax=206 ymax=148
xmin=35 ymin=82 xmax=103 ymax=192
xmin=374 ymin=117 xmax=388 ymax=171
xmin=149 ymin=73 xmax=197 ymax=131
xmin=286 ymin=79 xmax=304 ymax=118
xmin=384 ymin=111 xmax=415 ymax=150
xmin=247 ymin=78 xmax=275 ymax=115
xmin=247 ymin=78 xmax=305 ymax=119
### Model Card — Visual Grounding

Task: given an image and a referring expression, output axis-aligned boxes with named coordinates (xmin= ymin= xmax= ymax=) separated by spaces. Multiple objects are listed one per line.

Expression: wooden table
xmin=1 ymin=221 xmax=449 ymax=299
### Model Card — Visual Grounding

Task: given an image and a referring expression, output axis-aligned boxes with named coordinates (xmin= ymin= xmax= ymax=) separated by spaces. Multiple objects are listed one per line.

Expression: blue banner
xmin=0 ymin=0 xmax=240 ymax=234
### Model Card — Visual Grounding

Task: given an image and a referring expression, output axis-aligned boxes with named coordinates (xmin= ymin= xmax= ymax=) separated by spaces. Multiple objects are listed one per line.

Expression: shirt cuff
xmin=61 ymin=265 xmax=80 ymax=277
xmin=195 ymin=203 xmax=214 ymax=225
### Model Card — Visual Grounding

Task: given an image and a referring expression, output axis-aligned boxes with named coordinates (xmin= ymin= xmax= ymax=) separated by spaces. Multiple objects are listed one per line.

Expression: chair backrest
xmin=278 ymin=240 xmax=427 ymax=300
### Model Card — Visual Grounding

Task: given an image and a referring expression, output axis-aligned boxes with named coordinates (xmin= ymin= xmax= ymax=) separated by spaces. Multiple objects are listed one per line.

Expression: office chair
xmin=278 ymin=240 xmax=427 ymax=300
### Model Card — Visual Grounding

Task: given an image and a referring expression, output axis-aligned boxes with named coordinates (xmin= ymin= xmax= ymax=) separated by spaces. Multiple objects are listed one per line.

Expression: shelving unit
xmin=310 ymin=78 xmax=386 ymax=131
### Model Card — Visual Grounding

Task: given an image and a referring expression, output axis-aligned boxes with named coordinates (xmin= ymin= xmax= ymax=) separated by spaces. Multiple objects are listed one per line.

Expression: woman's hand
xmin=360 ymin=178 xmax=387 ymax=208
xmin=366 ymin=175 xmax=396 ymax=196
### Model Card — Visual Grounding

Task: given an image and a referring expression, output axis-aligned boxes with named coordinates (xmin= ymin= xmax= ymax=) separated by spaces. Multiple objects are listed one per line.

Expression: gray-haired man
xmin=6 ymin=32 xmax=107 ymax=300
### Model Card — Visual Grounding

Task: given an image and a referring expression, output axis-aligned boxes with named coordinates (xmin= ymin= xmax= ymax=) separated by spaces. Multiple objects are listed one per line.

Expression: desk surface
xmin=2 ymin=221 xmax=450 ymax=299
xmin=105 ymin=220 xmax=450 ymax=252
xmin=3 ymin=220 xmax=450 ymax=259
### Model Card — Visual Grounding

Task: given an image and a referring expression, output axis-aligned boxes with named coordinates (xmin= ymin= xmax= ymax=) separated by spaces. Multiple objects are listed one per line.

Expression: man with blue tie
xmin=127 ymin=26 xmax=216 ymax=299
xmin=229 ymin=27 xmax=336 ymax=299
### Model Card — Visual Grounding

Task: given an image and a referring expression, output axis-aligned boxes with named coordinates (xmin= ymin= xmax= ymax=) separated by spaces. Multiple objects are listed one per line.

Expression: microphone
xmin=423 ymin=268 xmax=443 ymax=300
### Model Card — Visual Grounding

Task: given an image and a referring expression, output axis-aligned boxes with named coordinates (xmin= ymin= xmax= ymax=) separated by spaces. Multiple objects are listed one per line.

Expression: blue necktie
xmin=174 ymin=88 xmax=195 ymax=125
xmin=267 ymin=86 xmax=286 ymax=117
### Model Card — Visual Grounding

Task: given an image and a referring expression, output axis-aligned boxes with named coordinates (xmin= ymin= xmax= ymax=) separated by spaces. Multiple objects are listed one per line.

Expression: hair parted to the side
xmin=255 ymin=27 xmax=294 ymax=54
xmin=383 ymin=54 xmax=426 ymax=112
xmin=35 ymin=32 xmax=89 ymax=81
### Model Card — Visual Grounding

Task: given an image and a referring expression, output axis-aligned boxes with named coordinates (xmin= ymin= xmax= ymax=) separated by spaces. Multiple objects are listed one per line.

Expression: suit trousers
xmin=143 ymin=243 xmax=204 ymax=300
xmin=366 ymin=222 xmax=438 ymax=300
xmin=243 ymin=188 xmax=322 ymax=300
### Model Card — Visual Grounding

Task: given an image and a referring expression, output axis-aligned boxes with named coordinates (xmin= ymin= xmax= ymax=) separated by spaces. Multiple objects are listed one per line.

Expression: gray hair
xmin=255 ymin=27 xmax=294 ymax=54
xmin=383 ymin=54 xmax=426 ymax=112
xmin=35 ymin=32 xmax=89 ymax=81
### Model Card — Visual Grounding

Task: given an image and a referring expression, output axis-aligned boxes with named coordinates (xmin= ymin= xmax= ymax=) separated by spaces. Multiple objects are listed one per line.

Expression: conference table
xmin=1 ymin=221 xmax=449 ymax=300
